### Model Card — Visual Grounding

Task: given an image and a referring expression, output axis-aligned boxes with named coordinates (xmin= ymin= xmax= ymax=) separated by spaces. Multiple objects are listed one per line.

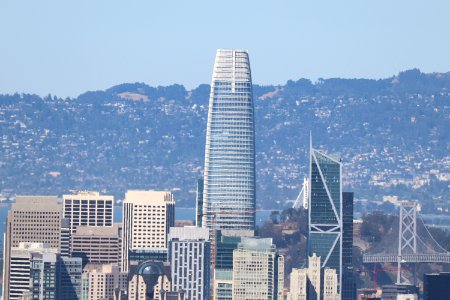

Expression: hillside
xmin=0 ymin=69 xmax=449 ymax=213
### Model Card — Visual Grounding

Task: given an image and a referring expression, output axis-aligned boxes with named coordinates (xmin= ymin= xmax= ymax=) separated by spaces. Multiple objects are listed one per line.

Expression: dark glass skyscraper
xmin=342 ymin=192 xmax=355 ymax=300
xmin=202 ymin=49 xmax=256 ymax=231
xmin=308 ymin=146 xmax=343 ymax=295
xmin=423 ymin=272 xmax=450 ymax=300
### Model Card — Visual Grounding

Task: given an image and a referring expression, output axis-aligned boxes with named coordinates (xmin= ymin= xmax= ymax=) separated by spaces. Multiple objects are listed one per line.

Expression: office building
xmin=308 ymin=146 xmax=343 ymax=295
xmin=195 ymin=178 xmax=204 ymax=227
xmin=3 ymin=196 xmax=62 ymax=300
xmin=58 ymin=256 xmax=83 ymax=300
xmin=71 ymin=223 xmax=122 ymax=265
xmin=81 ymin=263 xmax=127 ymax=300
xmin=213 ymin=230 xmax=254 ymax=300
xmin=202 ymin=49 xmax=256 ymax=231
xmin=342 ymin=191 xmax=356 ymax=300
xmin=128 ymin=261 xmax=172 ymax=300
xmin=168 ymin=227 xmax=211 ymax=300
xmin=7 ymin=243 xmax=58 ymax=300
xmin=423 ymin=272 xmax=450 ymax=300
xmin=6 ymin=243 xmax=82 ymax=300
xmin=214 ymin=269 xmax=233 ymax=300
xmin=288 ymin=268 xmax=307 ymax=300
xmin=121 ymin=190 xmax=175 ymax=272
xmin=60 ymin=218 xmax=71 ymax=257
xmin=30 ymin=251 xmax=58 ymax=299
xmin=381 ymin=284 xmax=418 ymax=300
xmin=323 ymin=268 xmax=340 ymax=300
xmin=232 ymin=237 xmax=284 ymax=300
xmin=216 ymin=229 xmax=254 ymax=269
xmin=63 ymin=191 xmax=114 ymax=234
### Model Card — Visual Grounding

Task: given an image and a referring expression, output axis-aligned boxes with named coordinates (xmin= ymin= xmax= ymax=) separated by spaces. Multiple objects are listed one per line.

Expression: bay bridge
xmin=362 ymin=201 xmax=450 ymax=284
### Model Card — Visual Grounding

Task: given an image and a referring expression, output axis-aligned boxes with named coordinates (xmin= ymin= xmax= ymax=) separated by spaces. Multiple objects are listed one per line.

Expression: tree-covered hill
xmin=0 ymin=69 xmax=448 ymax=212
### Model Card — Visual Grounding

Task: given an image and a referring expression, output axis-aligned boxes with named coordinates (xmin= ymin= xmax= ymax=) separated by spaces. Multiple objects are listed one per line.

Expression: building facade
xmin=63 ymin=191 xmax=114 ymax=234
xmin=288 ymin=268 xmax=307 ymax=300
xmin=71 ymin=223 xmax=122 ymax=265
xmin=5 ymin=243 xmax=82 ymax=300
xmin=423 ymin=272 xmax=450 ymax=300
xmin=323 ymin=268 xmax=340 ymax=300
xmin=308 ymin=146 xmax=343 ymax=296
xmin=168 ymin=227 xmax=211 ymax=300
xmin=232 ymin=237 xmax=284 ymax=300
xmin=202 ymin=49 xmax=256 ymax=231
xmin=81 ymin=263 xmax=127 ymax=300
xmin=342 ymin=191 xmax=356 ymax=300
xmin=121 ymin=190 xmax=175 ymax=272
xmin=3 ymin=196 xmax=62 ymax=300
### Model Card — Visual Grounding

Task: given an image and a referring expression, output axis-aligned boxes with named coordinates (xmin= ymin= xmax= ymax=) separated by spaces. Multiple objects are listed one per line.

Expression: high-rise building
xmin=214 ymin=230 xmax=253 ymax=300
xmin=60 ymin=218 xmax=72 ymax=257
xmin=5 ymin=243 xmax=82 ymax=300
xmin=168 ymin=227 xmax=211 ymax=300
xmin=81 ymin=263 xmax=127 ymax=300
xmin=202 ymin=49 xmax=256 ymax=231
xmin=214 ymin=269 xmax=233 ymax=300
xmin=195 ymin=178 xmax=204 ymax=227
xmin=128 ymin=261 xmax=172 ymax=300
xmin=342 ymin=192 xmax=356 ymax=300
xmin=232 ymin=237 xmax=284 ymax=300
xmin=121 ymin=190 xmax=175 ymax=272
xmin=3 ymin=196 xmax=62 ymax=300
xmin=323 ymin=268 xmax=340 ymax=300
xmin=381 ymin=284 xmax=418 ymax=300
xmin=58 ymin=256 xmax=83 ymax=300
xmin=308 ymin=146 xmax=343 ymax=295
xmin=216 ymin=229 xmax=254 ymax=269
xmin=307 ymin=253 xmax=322 ymax=299
xmin=423 ymin=272 xmax=450 ymax=300
xmin=63 ymin=191 xmax=114 ymax=234
xmin=288 ymin=268 xmax=307 ymax=300
xmin=7 ymin=243 xmax=58 ymax=300
xmin=71 ymin=223 xmax=122 ymax=265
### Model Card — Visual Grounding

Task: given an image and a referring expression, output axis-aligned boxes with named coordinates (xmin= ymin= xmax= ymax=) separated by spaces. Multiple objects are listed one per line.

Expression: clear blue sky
xmin=1 ymin=0 xmax=449 ymax=97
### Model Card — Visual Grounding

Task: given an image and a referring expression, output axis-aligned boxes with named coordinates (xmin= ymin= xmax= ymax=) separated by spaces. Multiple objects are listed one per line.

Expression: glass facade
xmin=202 ymin=49 xmax=256 ymax=231
xmin=308 ymin=148 xmax=343 ymax=295
xmin=342 ymin=192 xmax=356 ymax=300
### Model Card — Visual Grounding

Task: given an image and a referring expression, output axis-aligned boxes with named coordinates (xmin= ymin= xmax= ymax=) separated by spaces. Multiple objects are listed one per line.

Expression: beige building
xmin=2 ymin=196 xmax=62 ymax=300
xmin=82 ymin=263 xmax=127 ymax=300
xmin=308 ymin=253 xmax=321 ymax=299
xmin=63 ymin=191 xmax=114 ymax=233
xmin=288 ymin=268 xmax=307 ymax=300
xmin=323 ymin=268 xmax=340 ymax=300
xmin=121 ymin=190 xmax=175 ymax=272
xmin=72 ymin=223 xmax=122 ymax=265
xmin=288 ymin=254 xmax=340 ymax=300
xmin=232 ymin=237 xmax=284 ymax=300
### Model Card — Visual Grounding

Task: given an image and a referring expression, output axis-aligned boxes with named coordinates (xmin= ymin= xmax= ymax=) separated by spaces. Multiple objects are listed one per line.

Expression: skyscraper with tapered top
xmin=308 ymin=138 xmax=343 ymax=297
xmin=201 ymin=49 xmax=256 ymax=231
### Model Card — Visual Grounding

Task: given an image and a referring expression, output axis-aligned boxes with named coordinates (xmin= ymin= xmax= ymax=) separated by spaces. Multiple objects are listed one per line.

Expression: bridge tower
xmin=397 ymin=201 xmax=417 ymax=284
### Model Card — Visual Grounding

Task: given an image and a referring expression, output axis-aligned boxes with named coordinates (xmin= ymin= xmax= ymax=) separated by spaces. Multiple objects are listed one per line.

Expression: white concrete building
xmin=63 ymin=191 xmax=114 ymax=234
xmin=168 ymin=227 xmax=210 ymax=300
xmin=232 ymin=237 xmax=284 ymax=300
xmin=121 ymin=190 xmax=175 ymax=272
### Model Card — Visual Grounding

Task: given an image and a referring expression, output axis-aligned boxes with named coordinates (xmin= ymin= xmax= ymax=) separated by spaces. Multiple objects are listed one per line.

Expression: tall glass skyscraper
xmin=201 ymin=49 xmax=256 ymax=231
xmin=308 ymin=145 xmax=343 ymax=296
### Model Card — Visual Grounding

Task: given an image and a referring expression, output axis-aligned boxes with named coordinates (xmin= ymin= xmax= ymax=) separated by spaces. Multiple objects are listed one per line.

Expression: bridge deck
xmin=363 ymin=254 xmax=450 ymax=264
